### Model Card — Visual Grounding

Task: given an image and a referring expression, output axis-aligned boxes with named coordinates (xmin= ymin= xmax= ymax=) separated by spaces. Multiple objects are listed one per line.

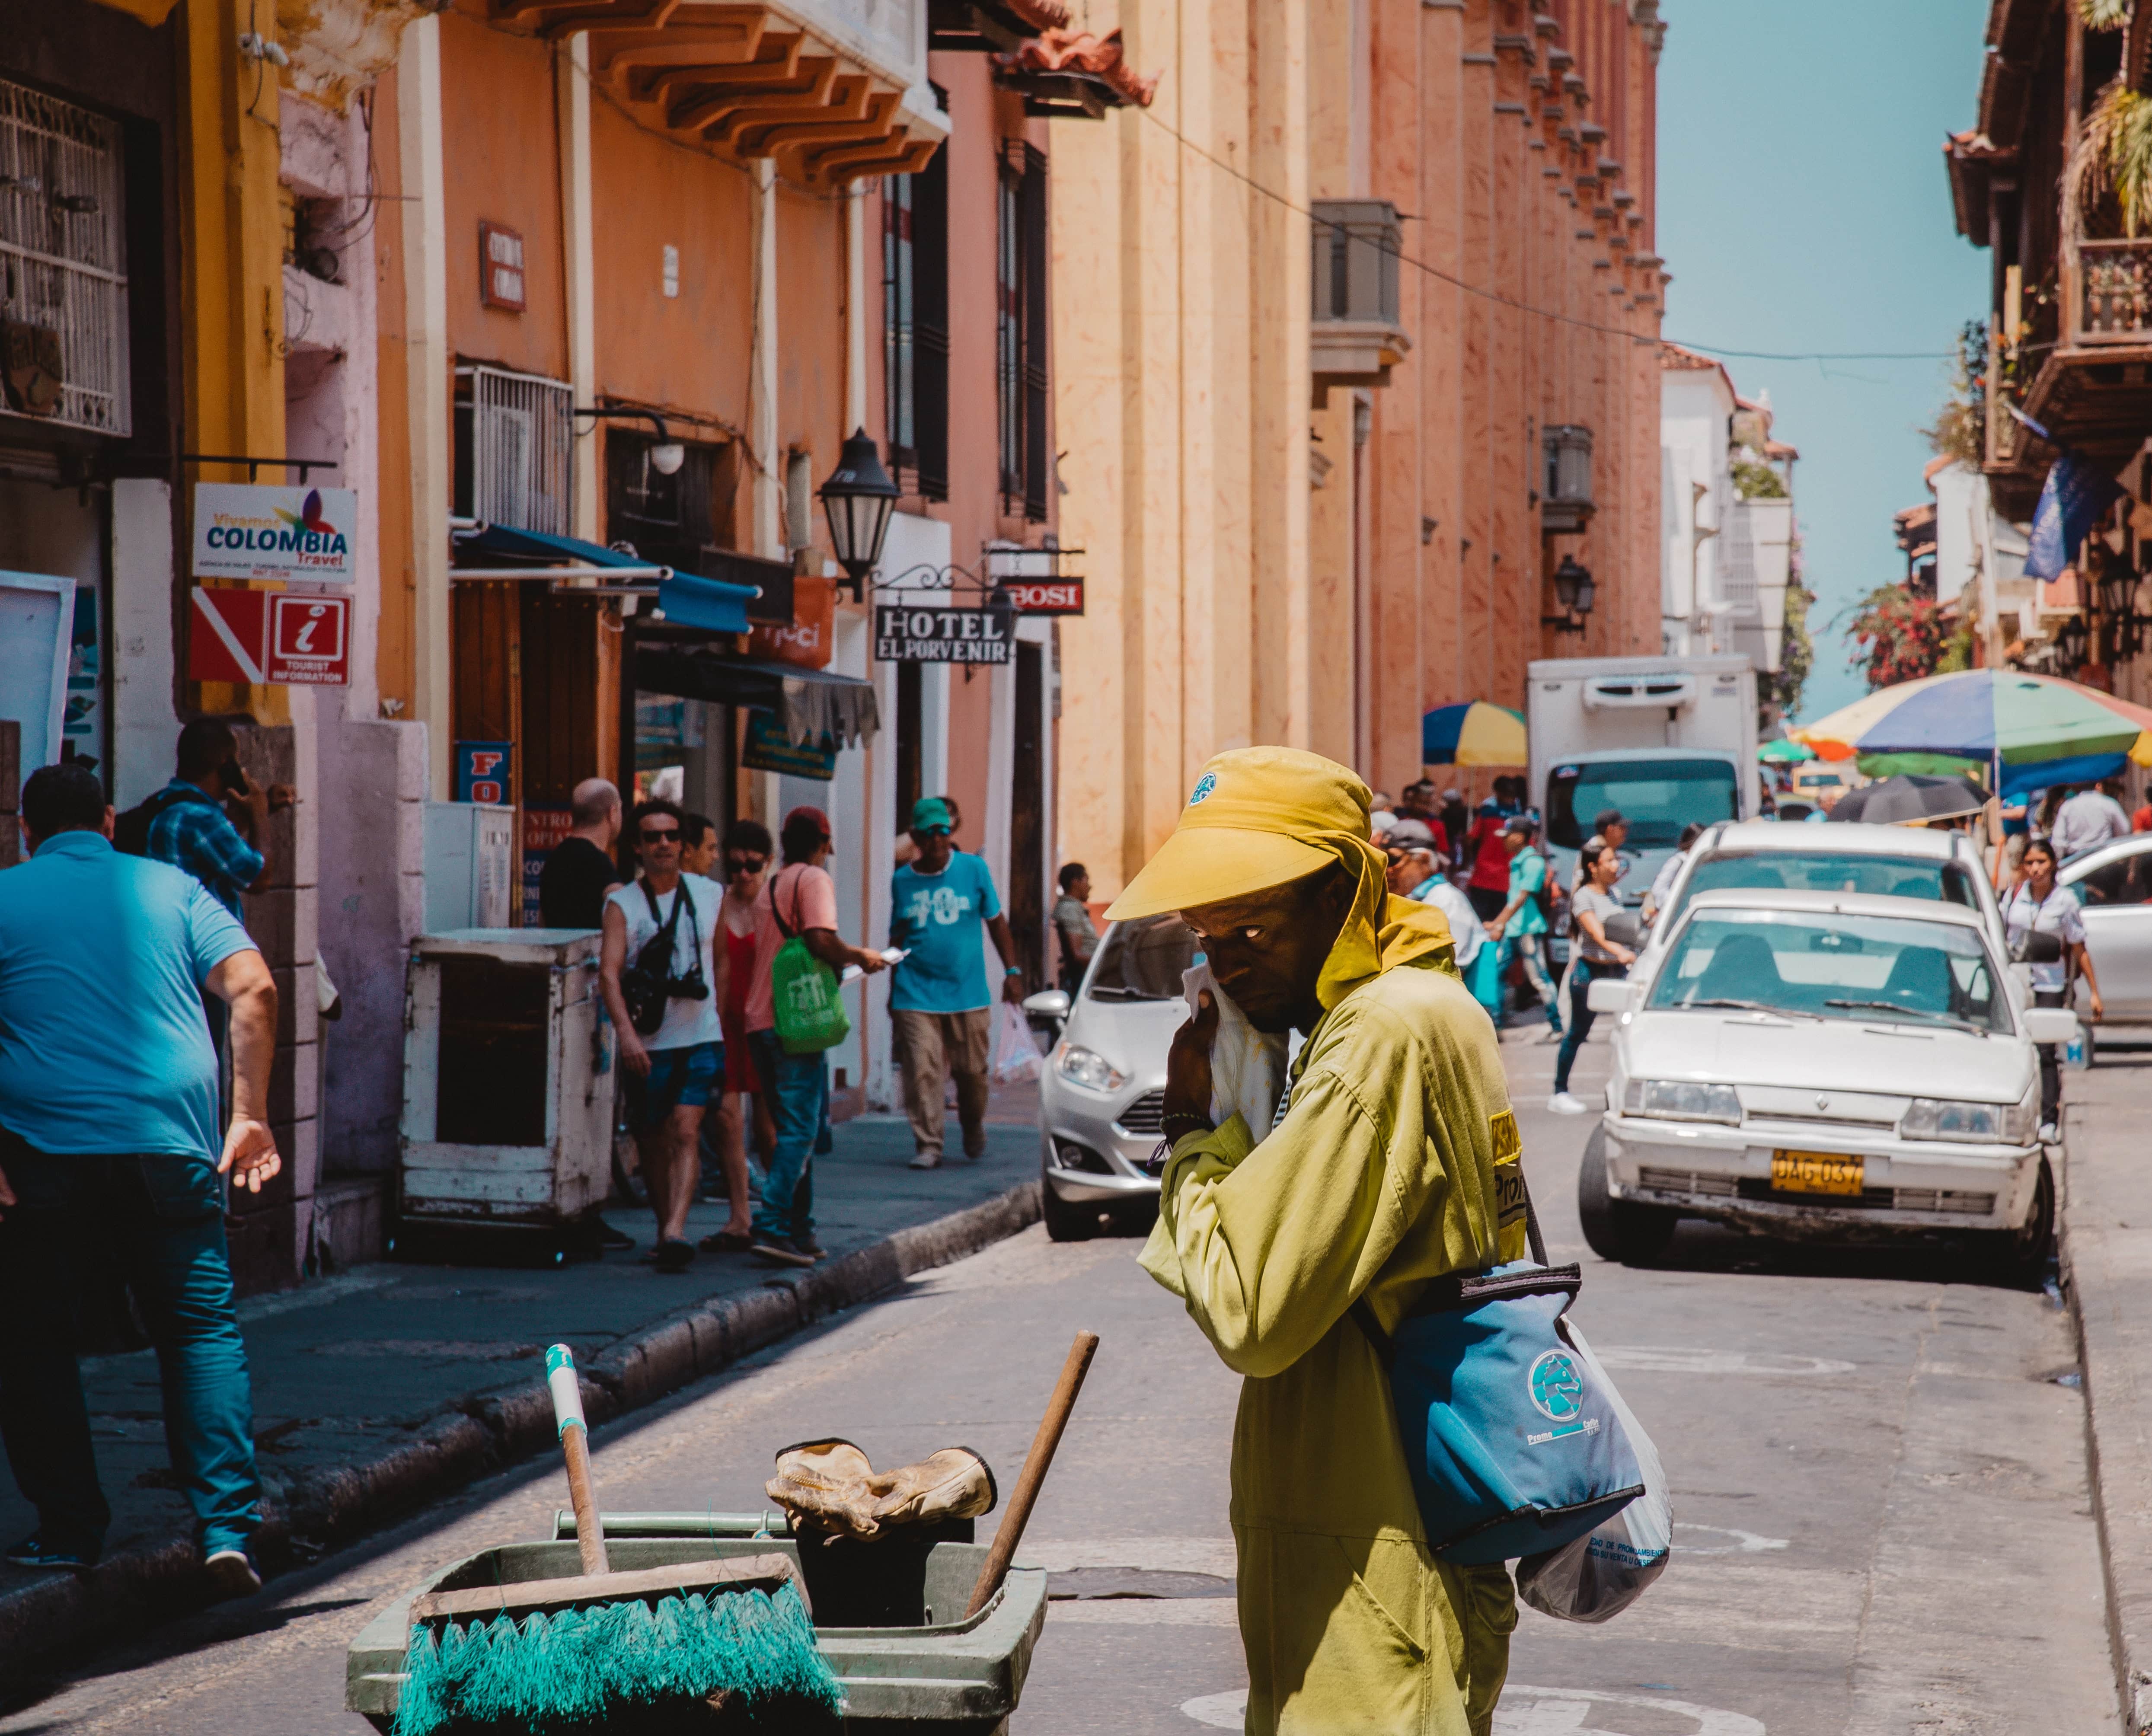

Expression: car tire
xmin=1042 ymin=1178 xmax=1101 ymax=1243
xmin=1987 ymin=1154 xmax=2056 ymax=1284
xmin=1576 ymin=1126 xmax=1679 ymax=1265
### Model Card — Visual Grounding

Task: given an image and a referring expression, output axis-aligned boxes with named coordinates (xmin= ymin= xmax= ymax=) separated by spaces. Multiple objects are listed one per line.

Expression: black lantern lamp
xmin=2097 ymin=556 xmax=2138 ymax=622
xmin=819 ymin=428 xmax=900 ymax=599
xmin=2055 ymin=612 xmax=2092 ymax=671
xmin=1552 ymin=555 xmax=1596 ymax=616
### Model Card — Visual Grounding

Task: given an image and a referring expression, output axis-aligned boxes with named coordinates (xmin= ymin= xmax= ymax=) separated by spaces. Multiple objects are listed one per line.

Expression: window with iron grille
xmin=0 ymin=79 xmax=130 ymax=436
xmin=453 ymin=364 xmax=574 ymax=534
xmin=998 ymin=143 xmax=1048 ymax=522
xmin=884 ymin=147 xmax=947 ymax=500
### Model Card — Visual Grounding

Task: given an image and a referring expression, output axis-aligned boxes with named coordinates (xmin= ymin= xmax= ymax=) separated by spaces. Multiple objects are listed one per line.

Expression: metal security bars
xmin=454 ymin=364 xmax=574 ymax=534
xmin=0 ymin=78 xmax=129 ymax=436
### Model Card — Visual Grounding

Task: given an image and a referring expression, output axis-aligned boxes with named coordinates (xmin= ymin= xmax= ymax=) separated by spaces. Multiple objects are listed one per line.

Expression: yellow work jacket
xmin=1140 ymin=906 xmax=1526 ymax=1735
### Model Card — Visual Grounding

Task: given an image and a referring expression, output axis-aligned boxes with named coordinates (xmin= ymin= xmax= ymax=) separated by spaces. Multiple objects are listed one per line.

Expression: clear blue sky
xmin=1654 ymin=0 xmax=1992 ymax=724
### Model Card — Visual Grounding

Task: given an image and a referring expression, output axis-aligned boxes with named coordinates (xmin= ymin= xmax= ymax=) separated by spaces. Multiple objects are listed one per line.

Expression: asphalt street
xmin=0 ymin=1031 xmax=2114 ymax=1736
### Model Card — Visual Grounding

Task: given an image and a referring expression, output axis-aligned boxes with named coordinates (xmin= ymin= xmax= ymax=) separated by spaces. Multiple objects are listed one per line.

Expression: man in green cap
xmin=1120 ymin=745 xmax=1525 ymax=1736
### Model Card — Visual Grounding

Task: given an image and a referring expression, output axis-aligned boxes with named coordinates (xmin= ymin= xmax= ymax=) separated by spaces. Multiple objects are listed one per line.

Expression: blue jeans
xmin=0 ymin=1144 xmax=259 ymax=1557
xmin=1554 ymin=960 xmax=1625 ymax=1095
xmin=748 ymin=1031 xmax=831 ymax=1242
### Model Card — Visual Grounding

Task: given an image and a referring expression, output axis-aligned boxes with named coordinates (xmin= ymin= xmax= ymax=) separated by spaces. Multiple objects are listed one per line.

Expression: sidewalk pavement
xmin=2060 ymin=1049 xmax=2152 ymax=1735
xmin=0 ymin=1102 xmax=1044 ymax=1675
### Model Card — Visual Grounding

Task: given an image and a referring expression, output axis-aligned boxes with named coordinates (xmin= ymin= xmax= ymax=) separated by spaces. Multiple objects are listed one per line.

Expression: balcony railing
xmin=1310 ymin=199 xmax=1408 ymax=399
xmin=2079 ymin=239 xmax=2152 ymax=344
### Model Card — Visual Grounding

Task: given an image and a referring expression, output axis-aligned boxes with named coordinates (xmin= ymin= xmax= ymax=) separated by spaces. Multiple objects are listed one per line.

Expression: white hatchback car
xmin=1579 ymin=886 xmax=2075 ymax=1275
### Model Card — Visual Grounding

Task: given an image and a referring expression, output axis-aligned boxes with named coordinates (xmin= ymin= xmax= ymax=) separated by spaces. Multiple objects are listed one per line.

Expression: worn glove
xmin=766 ymin=1438 xmax=877 ymax=1540
xmin=865 ymin=1447 xmax=997 ymax=1530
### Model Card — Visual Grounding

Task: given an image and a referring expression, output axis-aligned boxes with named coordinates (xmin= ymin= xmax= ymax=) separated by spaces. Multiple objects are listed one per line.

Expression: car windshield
xmin=1086 ymin=915 xmax=1197 ymax=1000
xmin=1547 ymin=758 xmax=1738 ymax=849
xmin=1666 ymin=851 xmax=1980 ymax=929
xmin=1648 ymin=908 xmax=2008 ymax=1034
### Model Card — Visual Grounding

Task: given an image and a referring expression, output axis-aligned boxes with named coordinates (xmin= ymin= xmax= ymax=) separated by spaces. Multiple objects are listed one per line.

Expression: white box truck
xmin=1526 ymin=655 xmax=1759 ymax=907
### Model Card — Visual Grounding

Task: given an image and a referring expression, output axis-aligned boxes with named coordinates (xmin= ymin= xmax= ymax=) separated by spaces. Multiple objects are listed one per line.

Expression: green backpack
xmin=770 ymin=869 xmax=851 ymax=1055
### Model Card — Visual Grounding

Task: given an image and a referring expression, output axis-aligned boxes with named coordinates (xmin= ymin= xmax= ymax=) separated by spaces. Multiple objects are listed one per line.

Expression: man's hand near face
xmin=1163 ymin=989 xmax=1219 ymax=1133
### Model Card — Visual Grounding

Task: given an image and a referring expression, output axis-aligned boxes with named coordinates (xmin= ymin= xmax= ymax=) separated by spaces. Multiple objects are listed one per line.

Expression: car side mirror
xmin=1602 ymin=912 xmax=1641 ymax=949
xmin=2023 ymin=1007 xmax=2079 ymax=1045
xmin=1022 ymin=989 xmax=1071 ymax=1022
xmin=2013 ymin=931 xmax=2064 ymax=966
xmin=1585 ymin=977 xmax=1631 ymax=1014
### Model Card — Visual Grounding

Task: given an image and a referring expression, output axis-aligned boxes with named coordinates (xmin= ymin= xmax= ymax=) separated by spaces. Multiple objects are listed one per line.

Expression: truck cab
xmin=1528 ymin=656 xmax=1759 ymax=907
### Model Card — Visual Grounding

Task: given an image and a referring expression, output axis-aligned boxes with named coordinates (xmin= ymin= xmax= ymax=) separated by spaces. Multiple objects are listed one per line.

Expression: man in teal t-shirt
xmin=888 ymin=798 xmax=1025 ymax=1168
xmin=1487 ymin=814 xmax=1563 ymax=1042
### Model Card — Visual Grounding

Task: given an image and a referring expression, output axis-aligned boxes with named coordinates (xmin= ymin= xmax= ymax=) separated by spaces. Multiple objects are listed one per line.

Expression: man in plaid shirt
xmin=144 ymin=721 xmax=289 ymax=919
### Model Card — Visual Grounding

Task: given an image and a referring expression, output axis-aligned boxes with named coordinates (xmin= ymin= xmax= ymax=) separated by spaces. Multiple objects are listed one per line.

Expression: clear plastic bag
xmin=990 ymin=1000 xmax=1043 ymax=1083
xmin=1513 ymin=1315 xmax=1671 ymax=1622
xmin=1183 ymin=962 xmax=1290 ymax=1134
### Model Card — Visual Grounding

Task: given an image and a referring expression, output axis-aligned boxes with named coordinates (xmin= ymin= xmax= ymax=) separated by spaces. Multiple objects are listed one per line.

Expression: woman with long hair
xmin=2003 ymin=836 xmax=2103 ymax=1140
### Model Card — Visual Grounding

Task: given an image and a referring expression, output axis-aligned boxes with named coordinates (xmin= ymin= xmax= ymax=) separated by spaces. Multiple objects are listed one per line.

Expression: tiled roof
xmin=999 ymin=27 xmax=1159 ymax=107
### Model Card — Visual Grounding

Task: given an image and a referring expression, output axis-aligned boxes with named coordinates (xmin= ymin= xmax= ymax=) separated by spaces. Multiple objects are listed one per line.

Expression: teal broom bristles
xmin=394 ymin=1578 xmax=844 ymax=1736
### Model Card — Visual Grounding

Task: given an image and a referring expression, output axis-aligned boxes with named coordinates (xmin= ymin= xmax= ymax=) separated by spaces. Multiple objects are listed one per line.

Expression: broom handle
xmin=967 ymin=1330 xmax=1098 ymax=1617
xmin=547 ymin=1344 xmax=611 ymax=1576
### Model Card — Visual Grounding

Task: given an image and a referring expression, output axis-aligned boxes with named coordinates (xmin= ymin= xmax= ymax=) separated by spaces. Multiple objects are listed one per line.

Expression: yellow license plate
xmin=1772 ymin=1150 xmax=1865 ymax=1196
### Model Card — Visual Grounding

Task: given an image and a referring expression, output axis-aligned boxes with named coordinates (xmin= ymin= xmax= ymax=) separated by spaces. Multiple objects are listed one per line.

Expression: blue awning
xmin=453 ymin=523 xmax=761 ymax=635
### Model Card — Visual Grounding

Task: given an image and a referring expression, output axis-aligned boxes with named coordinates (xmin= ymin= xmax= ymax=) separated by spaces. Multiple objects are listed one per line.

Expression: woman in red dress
xmin=701 ymin=819 xmax=774 ymax=1252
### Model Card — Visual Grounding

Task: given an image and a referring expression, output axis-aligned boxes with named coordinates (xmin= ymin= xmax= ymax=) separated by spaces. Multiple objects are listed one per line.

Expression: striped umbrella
xmin=1421 ymin=701 xmax=1527 ymax=766
xmin=1790 ymin=669 xmax=2152 ymax=799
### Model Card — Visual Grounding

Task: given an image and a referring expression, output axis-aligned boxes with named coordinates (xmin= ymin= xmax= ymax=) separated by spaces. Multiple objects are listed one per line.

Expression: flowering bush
xmin=1847 ymin=585 xmax=1951 ymax=689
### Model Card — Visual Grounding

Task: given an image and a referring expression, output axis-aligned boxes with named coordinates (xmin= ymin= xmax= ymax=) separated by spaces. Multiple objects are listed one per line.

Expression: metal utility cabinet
xmin=399 ymin=929 xmax=614 ymax=1245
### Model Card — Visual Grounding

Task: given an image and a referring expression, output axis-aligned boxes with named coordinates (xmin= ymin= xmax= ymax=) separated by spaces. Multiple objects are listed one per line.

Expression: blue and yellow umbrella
xmin=1421 ymin=701 xmax=1527 ymax=767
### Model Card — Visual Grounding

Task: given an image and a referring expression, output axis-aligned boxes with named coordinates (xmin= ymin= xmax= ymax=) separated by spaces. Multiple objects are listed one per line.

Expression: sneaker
xmin=1547 ymin=1091 xmax=1590 ymax=1115
xmin=203 ymin=1545 xmax=261 ymax=1600
xmin=698 ymin=1229 xmax=753 ymax=1254
xmin=597 ymin=1220 xmax=635 ymax=1250
xmin=1536 ymin=1025 xmax=1565 ymax=1046
xmin=792 ymin=1229 xmax=825 ymax=1260
xmin=961 ymin=1133 xmax=987 ymax=1161
xmin=751 ymin=1235 xmax=817 ymax=1268
xmin=3 ymin=1534 xmax=96 ymax=1573
xmin=908 ymin=1150 xmax=942 ymax=1171
xmin=2039 ymin=1120 xmax=2060 ymax=1144
xmin=652 ymin=1238 xmax=696 ymax=1273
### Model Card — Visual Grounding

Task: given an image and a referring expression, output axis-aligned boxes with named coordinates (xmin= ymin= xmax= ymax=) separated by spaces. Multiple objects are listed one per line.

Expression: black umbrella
xmin=1826 ymin=773 xmax=1989 ymax=826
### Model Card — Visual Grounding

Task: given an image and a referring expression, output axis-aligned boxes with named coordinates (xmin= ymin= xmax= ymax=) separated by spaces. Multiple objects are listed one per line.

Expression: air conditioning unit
xmin=1582 ymin=673 xmax=1697 ymax=712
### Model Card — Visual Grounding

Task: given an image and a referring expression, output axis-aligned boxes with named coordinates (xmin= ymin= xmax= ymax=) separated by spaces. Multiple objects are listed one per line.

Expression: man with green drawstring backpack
xmin=744 ymin=807 xmax=888 ymax=1267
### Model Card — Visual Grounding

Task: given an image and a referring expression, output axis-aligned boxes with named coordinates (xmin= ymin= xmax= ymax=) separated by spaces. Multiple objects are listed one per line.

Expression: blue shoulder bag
xmin=1353 ymin=1173 xmax=1644 ymax=1565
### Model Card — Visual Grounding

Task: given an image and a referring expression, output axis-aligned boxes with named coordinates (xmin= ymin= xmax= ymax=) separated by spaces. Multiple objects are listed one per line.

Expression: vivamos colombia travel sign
xmin=192 ymin=482 xmax=359 ymax=584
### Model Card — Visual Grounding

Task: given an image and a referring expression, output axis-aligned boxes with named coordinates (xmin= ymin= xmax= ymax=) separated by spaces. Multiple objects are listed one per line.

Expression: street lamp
xmin=1552 ymin=555 xmax=1596 ymax=614
xmin=2055 ymin=612 xmax=2091 ymax=672
xmin=819 ymin=428 xmax=900 ymax=600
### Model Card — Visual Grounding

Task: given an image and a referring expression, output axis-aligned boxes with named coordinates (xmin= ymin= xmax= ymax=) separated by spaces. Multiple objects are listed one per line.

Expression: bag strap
xmin=769 ymin=865 xmax=808 ymax=942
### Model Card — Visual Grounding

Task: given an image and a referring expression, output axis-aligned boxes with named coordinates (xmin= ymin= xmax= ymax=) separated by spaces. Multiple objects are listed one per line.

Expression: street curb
xmin=0 ymin=1178 xmax=1042 ymax=1683
xmin=2057 ymin=1121 xmax=2149 ymax=1735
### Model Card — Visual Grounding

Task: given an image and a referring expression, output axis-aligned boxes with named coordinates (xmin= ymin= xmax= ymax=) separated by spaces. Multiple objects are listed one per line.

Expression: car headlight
xmin=1622 ymin=1078 xmax=1743 ymax=1124
xmin=1902 ymin=1094 xmax=2037 ymax=1145
xmin=1054 ymin=1044 xmax=1127 ymax=1093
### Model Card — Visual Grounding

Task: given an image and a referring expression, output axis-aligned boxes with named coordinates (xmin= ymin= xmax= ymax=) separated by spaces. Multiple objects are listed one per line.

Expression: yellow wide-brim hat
xmin=1105 ymin=746 xmax=1374 ymax=921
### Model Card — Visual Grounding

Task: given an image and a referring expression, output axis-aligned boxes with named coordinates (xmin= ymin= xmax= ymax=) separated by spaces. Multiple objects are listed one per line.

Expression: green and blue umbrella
xmin=1791 ymin=669 xmax=2152 ymax=800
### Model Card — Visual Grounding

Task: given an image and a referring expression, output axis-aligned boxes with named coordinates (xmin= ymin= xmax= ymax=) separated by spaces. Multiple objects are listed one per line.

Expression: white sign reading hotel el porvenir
xmin=192 ymin=482 xmax=358 ymax=584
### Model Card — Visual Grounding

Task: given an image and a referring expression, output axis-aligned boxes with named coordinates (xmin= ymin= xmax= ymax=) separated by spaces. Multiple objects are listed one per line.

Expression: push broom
xmin=393 ymin=1345 xmax=844 ymax=1736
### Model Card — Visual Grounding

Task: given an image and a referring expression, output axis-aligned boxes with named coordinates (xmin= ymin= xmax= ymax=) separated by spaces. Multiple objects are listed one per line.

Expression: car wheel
xmin=1987 ymin=1154 xmax=2056 ymax=1284
xmin=1576 ymin=1126 xmax=1679 ymax=1265
xmin=1042 ymin=1178 xmax=1101 ymax=1242
xmin=1114 ymin=1195 xmax=1160 ymax=1237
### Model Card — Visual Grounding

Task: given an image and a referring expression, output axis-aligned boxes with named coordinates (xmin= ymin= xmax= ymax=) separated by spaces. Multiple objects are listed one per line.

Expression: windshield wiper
xmin=1678 ymin=997 xmax=1815 ymax=1019
xmin=1087 ymin=986 xmax=1178 ymax=1002
xmin=1823 ymin=999 xmax=1986 ymax=1034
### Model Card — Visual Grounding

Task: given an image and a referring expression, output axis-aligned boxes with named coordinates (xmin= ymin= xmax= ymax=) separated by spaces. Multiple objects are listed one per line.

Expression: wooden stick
xmin=562 ymin=1422 xmax=610 ymax=1576
xmin=967 ymin=1330 xmax=1099 ymax=1617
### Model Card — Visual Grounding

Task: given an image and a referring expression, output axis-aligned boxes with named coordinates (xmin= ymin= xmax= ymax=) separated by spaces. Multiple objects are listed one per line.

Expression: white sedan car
xmin=1579 ymin=887 xmax=2075 ymax=1275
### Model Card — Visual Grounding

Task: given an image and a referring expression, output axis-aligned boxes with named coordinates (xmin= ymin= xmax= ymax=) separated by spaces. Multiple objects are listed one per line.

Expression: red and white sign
xmin=1003 ymin=578 xmax=1084 ymax=616
xmin=188 ymin=587 xmax=350 ymax=687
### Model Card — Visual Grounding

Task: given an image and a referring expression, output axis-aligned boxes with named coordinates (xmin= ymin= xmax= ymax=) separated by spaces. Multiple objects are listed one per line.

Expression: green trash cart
xmin=346 ymin=1517 xmax=1048 ymax=1735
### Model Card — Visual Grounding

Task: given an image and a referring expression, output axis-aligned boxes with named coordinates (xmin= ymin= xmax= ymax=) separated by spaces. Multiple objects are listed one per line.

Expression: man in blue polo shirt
xmin=0 ymin=762 xmax=282 ymax=1596
xmin=888 ymin=797 xmax=1025 ymax=1169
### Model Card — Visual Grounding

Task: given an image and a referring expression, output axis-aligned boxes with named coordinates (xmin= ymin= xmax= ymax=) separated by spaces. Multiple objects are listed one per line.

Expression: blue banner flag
xmin=2024 ymin=451 xmax=2124 ymax=581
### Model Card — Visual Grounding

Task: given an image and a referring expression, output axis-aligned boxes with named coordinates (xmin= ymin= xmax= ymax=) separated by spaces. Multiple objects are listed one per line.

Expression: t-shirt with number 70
xmin=888 ymin=853 xmax=1003 ymax=1013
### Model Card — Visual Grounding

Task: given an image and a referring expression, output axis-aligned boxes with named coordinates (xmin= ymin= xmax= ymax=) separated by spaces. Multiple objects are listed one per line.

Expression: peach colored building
xmin=1050 ymin=0 xmax=1666 ymax=897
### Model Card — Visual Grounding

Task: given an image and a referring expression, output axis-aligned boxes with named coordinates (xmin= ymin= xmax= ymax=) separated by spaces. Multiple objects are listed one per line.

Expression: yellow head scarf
xmin=1105 ymin=746 xmax=1457 ymax=1010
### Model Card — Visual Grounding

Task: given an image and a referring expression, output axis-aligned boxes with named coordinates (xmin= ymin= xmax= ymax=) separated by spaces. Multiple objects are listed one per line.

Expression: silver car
xmin=2060 ymin=833 xmax=2152 ymax=1025
xmin=1031 ymin=914 xmax=1196 ymax=1241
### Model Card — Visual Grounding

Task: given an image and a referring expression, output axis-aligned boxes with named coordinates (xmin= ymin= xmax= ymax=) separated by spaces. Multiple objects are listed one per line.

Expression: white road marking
xmin=1670 ymin=1522 xmax=1790 ymax=1555
xmin=1594 ymin=1345 xmax=1856 ymax=1377
xmin=1184 ymin=1685 xmax=1766 ymax=1733
xmin=1056 ymin=1599 xmax=1238 ymax=1626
